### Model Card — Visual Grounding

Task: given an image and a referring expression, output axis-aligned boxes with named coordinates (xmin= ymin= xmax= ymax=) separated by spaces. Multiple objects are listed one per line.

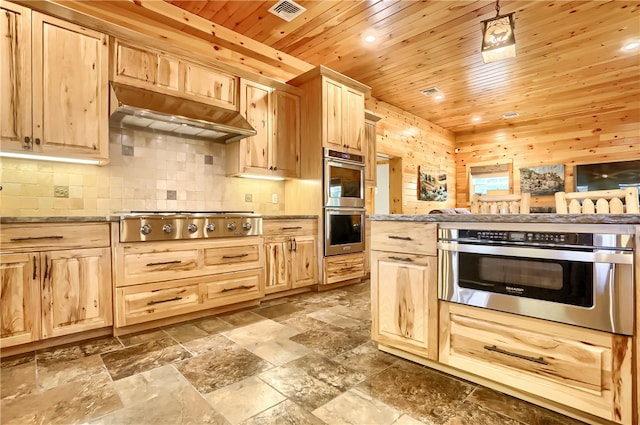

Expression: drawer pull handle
xmin=221 ymin=284 xmax=255 ymax=293
xmin=147 ymin=296 xmax=182 ymax=305
xmin=389 ymin=256 xmax=413 ymax=262
xmin=33 ymin=255 xmax=37 ymax=280
xmin=388 ymin=235 xmax=412 ymax=241
xmin=146 ymin=260 xmax=182 ymax=267
xmin=222 ymin=253 xmax=249 ymax=259
xmin=281 ymin=226 xmax=303 ymax=230
xmin=10 ymin=235 xmax=64 ymax=241
xmin=483 ymin=345 xmax=549 ymax=365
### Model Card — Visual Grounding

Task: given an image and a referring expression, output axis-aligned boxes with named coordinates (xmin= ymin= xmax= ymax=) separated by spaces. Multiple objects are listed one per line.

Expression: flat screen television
xmin=574 ymin=160 xmax=640 ymax=192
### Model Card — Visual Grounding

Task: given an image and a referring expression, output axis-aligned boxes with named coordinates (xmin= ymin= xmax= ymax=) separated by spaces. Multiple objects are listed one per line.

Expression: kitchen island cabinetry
xmin=263 ymin=218 xmax=318 ymax=294
xmin=0 ymin=223 xmax=113 ymax=348
xmin=440 ymin=302 xmax=632 ymax=424
xmin=113 ymin=237 xmax=265 ymax=330
xmin=370 ymin=221 xmax=438 ymax=359
xmin=226 ymin=79 xmax=301 ymax=179
xmin=1 ymin=1 xmax=109 ymax=163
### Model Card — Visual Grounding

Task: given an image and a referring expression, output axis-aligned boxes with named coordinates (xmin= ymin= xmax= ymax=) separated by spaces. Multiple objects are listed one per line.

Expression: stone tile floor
xmin=1 ymin=281 xmax=587 ymax=425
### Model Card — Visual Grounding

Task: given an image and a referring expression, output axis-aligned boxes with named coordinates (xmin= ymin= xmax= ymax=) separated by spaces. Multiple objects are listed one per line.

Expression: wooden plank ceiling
xmin=167 ymin=1 xmax=640 ymax=134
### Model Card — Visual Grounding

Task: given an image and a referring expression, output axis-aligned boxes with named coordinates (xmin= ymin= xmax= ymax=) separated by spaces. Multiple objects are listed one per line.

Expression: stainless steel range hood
xmin=109 ymin=82 xmax=256 ymax=143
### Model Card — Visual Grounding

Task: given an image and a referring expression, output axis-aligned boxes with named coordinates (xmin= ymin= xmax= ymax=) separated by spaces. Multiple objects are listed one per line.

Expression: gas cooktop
xmin=119 ymin=211 xmax=262 ymax=242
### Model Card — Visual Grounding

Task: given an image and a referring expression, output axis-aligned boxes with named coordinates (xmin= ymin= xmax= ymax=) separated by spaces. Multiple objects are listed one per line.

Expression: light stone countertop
xmin=369 ymin=213 xmax=640 ymax=225
xmin=1 ymin=214 xmax=319 ymax=224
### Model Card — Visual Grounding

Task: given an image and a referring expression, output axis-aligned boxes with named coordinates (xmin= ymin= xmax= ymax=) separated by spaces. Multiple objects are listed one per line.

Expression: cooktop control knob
xmin=187 ymin=224 xmax=198 ymax=233
xmin=162 ymin=224 xmax=173 ymax=233
xmin=206 ymin=223 xmax=216 ymax=232
xmin=140 ymin=224 xmax=152 ymax=235
xmin=227 ymin=222 xmax=237 ymax=231
xmin=242 ymin=222 xmax=252 ymax=231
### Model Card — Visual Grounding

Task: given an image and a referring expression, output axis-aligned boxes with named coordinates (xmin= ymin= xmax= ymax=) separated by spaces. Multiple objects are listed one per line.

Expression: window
xmin=469 ymin=163 xmax=512 ymax=197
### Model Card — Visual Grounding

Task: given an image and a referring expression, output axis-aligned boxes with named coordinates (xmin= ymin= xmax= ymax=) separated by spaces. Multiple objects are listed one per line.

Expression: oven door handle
xmin=437 ymin=242 xmax=633 ymax=264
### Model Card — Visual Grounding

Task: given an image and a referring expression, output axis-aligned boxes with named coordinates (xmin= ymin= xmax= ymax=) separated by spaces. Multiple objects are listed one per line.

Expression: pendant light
xmin=480 ymin=0 xmax=516 ymax=63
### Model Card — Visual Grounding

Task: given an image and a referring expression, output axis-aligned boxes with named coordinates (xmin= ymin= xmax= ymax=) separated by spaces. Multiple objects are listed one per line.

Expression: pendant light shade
xmin=480 ymin=1 xmax=516 ymax=63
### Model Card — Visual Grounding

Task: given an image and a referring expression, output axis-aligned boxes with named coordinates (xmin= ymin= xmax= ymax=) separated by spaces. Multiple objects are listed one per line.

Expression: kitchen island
xmin=369 ymin=214 xmax=639 ymax=425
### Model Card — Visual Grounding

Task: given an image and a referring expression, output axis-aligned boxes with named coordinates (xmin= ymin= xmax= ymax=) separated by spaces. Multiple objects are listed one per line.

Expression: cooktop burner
xmin=119 ymin=211 xmax=262 ymax=242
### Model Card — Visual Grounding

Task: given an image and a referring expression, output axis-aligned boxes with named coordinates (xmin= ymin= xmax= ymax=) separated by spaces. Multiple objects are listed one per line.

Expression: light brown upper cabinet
xmin=324 ymin=78 xmax=365 ymax=155
xmin=289 ymin=65 xmax=369 ymax=157
xmin=226 ymin=79 xmax=301 ymax=179
xmin=364 ymin=110 xmax=382 ymax=186
xmin=1 ymin=2 xmax=109 ymax=163
xmin=112 ymin=39 xmax=238 ymax=111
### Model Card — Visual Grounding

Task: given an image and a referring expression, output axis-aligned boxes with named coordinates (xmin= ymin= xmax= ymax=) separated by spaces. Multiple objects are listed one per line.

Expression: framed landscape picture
xmin=519 ymin=164 xmax=565 ymax=195
xmin=418 ymin=167 xmax=447 ymax=201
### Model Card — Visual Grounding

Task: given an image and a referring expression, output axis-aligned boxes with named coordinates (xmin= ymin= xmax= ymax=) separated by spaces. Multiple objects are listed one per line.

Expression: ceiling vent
xmin=420 ymin=87 xmax=441 ymax=96
xmin=268 ymin=0 xmax=306 ymax=22
xmin=502 ymin=112 xmax=520 ymax=119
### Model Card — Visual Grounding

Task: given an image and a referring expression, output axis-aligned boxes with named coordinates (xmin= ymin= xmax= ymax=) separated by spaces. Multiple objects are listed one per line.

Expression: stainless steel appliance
xmin=438 ymin=223 xmax=635 ymax=335
xmin=119 ymin=211 xmax=262 ymax=242
xmin=323 ymin=148 xmax=365 ymax=208
xmin=324 ymin=207 xmax=365 ymax=256
xmin=110 ymin=82 xmax=257 ymax=143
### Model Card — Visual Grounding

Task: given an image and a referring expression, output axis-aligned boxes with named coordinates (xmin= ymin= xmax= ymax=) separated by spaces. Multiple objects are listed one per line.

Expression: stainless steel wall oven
xmin=323 ymin=148 xmax=365 ymax=208
xmin=438 ymin=223 xmax=635 ymax=335
xmin=324 ymin=207 xmax=365 ymax=256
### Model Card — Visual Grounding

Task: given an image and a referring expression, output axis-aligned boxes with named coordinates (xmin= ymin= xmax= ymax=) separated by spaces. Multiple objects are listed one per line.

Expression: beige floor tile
xmin=223 ymin=319 xmax=299 ymax=345
xmin=307 ymin=309 xmax=363 ymax=328
xmin=205 ymin=376 xmax=286 ymax=424
xmin=312 ymin=388 xmax=401 ymax=425
xmin=243 ymin=337 xmax=312 ymax=366
xmin=392 ymin=414 xmax=427 ymax=425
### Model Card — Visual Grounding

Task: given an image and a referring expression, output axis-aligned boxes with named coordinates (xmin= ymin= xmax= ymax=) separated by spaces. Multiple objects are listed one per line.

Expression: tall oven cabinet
xmin=286 ymin=66 xmax=370 ymax=288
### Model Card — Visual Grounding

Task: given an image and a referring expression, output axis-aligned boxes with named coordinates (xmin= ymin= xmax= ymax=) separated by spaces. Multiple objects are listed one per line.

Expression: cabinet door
xmin=343 ymin=87 xmax=365 ymax=154
xmin=0 ymin=1 xmax=31 ymax=152
xmin=323 ymin=78 xmax=343 ymax=150
xmin=113 ymin=42 xmax=179 ymax=90
xmin=272 ymin=89 xmax=301 ymax=177
xmin=364 ymin=119 xmax=377 ymax=185
xmin=0 ymin=253 xmax=40 ymax=347
xmin=41 ymin=248 xmax=112 ymax=339
xmin=291 ymin=235 xmax=317 ymax=288
xmin=31 ymin=12 xmax=109 ymax=160
xmin=182 ymin=62 xmax=237 ymax=109
xmin=264 ymin=238 xmax=291 ymax=294
xmin=371 ymin=251 xmax=438 ymax=360
xmin=240 ymin=80 xmax=271 ymax=171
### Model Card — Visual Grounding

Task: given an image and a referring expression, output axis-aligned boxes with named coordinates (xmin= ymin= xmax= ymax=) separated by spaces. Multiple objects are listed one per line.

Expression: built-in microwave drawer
xmin=370 ymin=221 xmax=436 ymax=255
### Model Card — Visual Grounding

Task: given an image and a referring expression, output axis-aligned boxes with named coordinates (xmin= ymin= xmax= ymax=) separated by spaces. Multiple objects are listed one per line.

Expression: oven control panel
xmin=459 ymin=230 xmax=593 ymax=246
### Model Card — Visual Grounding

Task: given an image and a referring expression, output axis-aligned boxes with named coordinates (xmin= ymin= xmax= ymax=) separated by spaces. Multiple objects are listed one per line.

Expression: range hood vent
xmin=109 ymin=82 xmax=256 ymax=143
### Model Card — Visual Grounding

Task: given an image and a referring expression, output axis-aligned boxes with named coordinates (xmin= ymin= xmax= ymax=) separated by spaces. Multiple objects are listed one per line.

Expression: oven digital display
xmin=509 ymin=232 xmax=526 ymax=242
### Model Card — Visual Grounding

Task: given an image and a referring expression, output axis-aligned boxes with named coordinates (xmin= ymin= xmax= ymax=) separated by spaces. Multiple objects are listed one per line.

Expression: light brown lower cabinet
xmin=439 ymin=302 xmax=633 ymax=424
xmin=323 ymin=252 xmax=365 ymax=285
xmin=113 ymin=236 xmax=265 ymax=328
xmin=370 ymin=251 xmax=438 ymax=360
xmin=0 ymin=223 xmax=113 ymax=348
xmin=263 ymin=219 xmax=318 ymax=295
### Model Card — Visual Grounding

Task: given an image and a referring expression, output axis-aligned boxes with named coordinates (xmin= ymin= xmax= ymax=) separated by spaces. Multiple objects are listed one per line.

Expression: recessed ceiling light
xmin=622 ymin=41 xmax=639 ymax=51
xmin=434 ymin=94 xmax=444 ymax=100
xmin=472 ymin=116 xmax=481 ymax=122
xmin=364 ymin=34 xmax=376 ymax=43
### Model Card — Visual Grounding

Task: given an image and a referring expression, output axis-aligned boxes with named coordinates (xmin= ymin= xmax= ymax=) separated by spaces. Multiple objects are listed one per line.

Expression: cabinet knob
xmin=35 ymin=138 xmax=41 ymax=145
xmin=24 ymin=136 xmax=31 ymax=145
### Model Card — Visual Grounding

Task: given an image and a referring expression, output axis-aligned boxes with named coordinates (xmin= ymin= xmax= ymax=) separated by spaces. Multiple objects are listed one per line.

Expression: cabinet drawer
xmin=204 ymin=243 xmax=261 ymax=271
xmin=263 ymin=219 xmax=317 ymax=236
xmin=324 ymin=252 xmax=364 ymax=284
xmin=201 ymin=269 xmax=264 ymax=308
xmin=370 ymin=221 xmax=436 ymax=255
xmin=120 ymin=248 xmax=199 ymax=286
xmin=115 ymin=281 xmax=200 ymax=327
xmin=439 ymin=302 xmax=632 ymax=423
xmin=0 ymin=223 xmax=110 ymax=252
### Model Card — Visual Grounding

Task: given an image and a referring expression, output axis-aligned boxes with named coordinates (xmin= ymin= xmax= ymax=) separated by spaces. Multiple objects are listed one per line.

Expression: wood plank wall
xmin=454 ymin=110 xmax=640 ymax=210
xmin=365 ymin=98 xmax=457 ymax=214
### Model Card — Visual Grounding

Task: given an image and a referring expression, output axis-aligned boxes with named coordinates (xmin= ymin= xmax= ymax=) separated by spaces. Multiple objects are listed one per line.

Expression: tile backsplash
xmin=0 ymin=127 xmax=285 ymax=217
